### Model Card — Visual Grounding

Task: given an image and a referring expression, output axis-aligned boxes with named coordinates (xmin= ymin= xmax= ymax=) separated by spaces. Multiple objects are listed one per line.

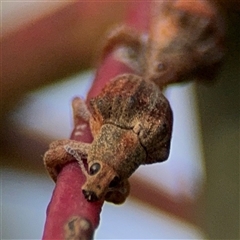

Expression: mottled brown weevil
xmin=103 ymin=1 xmax=224 ymax=88
xmin=44 ymin=74 xmax=173 ymax=204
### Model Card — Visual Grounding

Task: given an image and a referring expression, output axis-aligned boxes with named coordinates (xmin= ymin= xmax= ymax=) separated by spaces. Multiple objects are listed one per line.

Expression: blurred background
xmin=1 ymin=1 xmax=239 ymax=239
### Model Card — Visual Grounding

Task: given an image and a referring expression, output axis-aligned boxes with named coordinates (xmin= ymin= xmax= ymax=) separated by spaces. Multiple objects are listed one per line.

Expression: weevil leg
xmin=72 ymin=97 xmax=91 ymax=126
xmin=104 ymin=179 xmax=130 ymax=204
xmin=49 ymin=139 xmax=75 ymax=149
xmin=102 ymin=25 xmax=144 ymax=74
xmin=103 ymin=25 xmax=142 ymax=58
xmin=44 ymin=140 xmax=90 ymax=181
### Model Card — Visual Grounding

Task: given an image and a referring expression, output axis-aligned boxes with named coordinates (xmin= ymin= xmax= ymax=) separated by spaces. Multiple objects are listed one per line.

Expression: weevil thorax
xmin=83 ymin=74 xmax=173 ymax=201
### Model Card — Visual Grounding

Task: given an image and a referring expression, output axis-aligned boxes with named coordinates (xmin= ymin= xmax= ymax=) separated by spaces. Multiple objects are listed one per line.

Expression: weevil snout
xmin=82 ymin=161 xmax=119 ymax=202
xmin=82 ymin=189 xmax=99 ymax=202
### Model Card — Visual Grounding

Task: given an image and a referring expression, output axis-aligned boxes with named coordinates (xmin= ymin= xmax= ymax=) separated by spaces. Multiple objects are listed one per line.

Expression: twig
xmin=42 ymin=2 xmax=150 ymax=239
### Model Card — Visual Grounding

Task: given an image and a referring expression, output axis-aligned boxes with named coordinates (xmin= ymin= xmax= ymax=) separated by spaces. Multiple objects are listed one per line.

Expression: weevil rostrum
xmin=44 ymin=74 xmax=173 ymax=204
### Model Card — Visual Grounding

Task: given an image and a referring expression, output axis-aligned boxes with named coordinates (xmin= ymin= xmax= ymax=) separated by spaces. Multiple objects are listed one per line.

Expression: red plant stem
xmin=42 ymin=2 xmax=150 ymax=239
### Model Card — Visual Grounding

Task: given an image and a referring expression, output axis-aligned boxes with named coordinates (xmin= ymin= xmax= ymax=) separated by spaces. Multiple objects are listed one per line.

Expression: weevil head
xmin=82 ymin=123 xmax=146 ymax=202
xmin=82 ymin=161 xmax=121 ymax=202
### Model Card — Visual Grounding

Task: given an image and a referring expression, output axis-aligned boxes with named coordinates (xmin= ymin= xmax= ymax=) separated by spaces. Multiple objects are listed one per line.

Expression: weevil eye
xmin=89 ymin=163 xmax=101 ymax=175
xmin=109 ymin=176 xmax=120 ymax=188
xmin=157 ymin=62 xmax=165 ymax=71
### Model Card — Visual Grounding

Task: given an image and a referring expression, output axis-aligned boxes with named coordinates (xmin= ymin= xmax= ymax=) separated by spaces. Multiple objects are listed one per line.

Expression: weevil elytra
xmin=44 ymin=74 xmax=173 ymax=204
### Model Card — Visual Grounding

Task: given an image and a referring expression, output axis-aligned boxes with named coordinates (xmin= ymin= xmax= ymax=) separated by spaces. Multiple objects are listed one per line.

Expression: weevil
xmin=103 ymin=1 xmax=224 ymax=88
xmin=44 ymin=74 xmax=173 ymax=204
xmin=43 ymin=1 xmax=224 ymax=204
